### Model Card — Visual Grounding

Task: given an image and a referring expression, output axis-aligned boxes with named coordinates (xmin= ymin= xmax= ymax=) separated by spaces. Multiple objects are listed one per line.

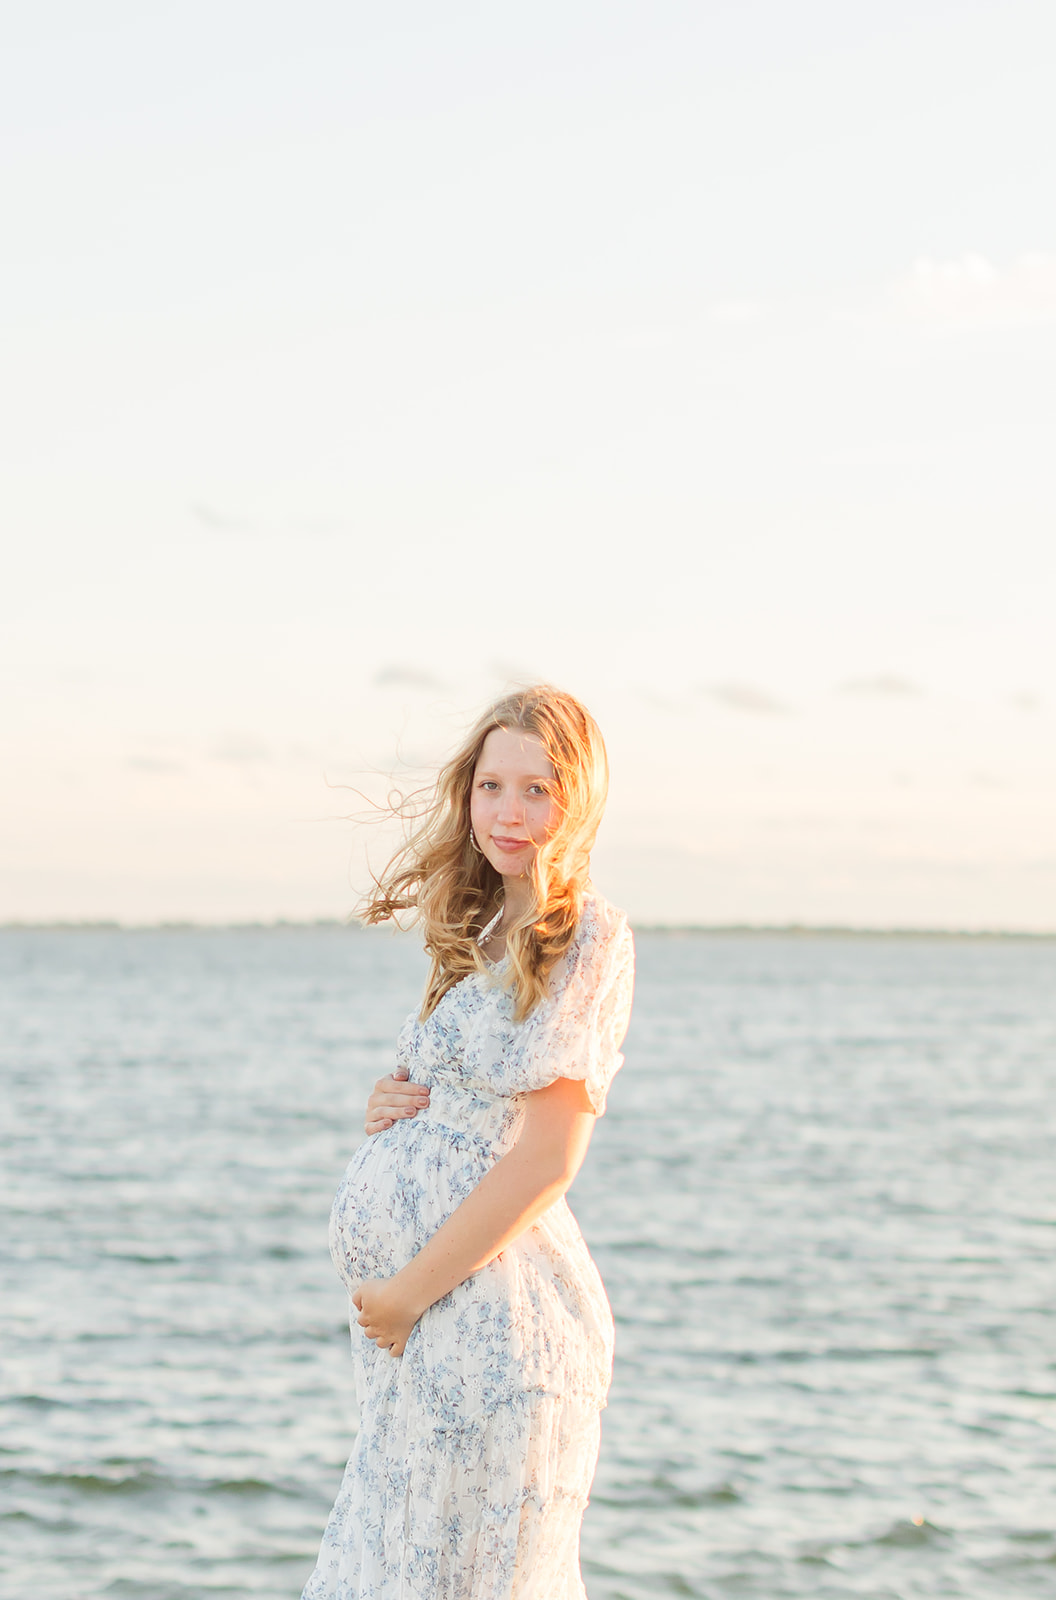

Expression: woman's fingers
xmin=373 ymin=1333 xmax=403 ymax=1355
xmin=374 ymin=1098 xmax=423 ymax=1118
xmin=371 ymin=1074 xmax=430 ymax=1104
xmin=354 ymin=1299 xmax=405 ymax=1355
xmin=364 ymin=1076 xmax=430 ymax=1136
xmin=364 ymin=1073 xmax=430 ymax=1136
xmin=364 ymin=1099 xmax=423 ymax=1133
xmin=359 ymin=1321 xmax=402 ymax=1355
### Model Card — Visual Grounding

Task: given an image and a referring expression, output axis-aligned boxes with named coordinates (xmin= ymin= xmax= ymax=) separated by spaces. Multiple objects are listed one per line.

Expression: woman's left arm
xmin=353 ymin=1077 xmax=596 ymax=1355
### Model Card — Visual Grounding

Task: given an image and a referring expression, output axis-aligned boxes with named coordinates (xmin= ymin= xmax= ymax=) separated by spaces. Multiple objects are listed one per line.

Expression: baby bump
xmin=403 ymin=1201 xmax=616 ymax=1412
xmin=328 ymin=1122 xmax=496 ymax=1291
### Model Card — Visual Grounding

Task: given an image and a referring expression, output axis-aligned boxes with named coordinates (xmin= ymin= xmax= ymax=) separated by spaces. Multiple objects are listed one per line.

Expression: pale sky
xmin=4 ymin=0 xmax=1055 ymax=928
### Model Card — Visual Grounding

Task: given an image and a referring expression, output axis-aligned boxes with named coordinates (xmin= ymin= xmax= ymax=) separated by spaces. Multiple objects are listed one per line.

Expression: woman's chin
xmin=486 ymin=847 xmax=535 ymax=875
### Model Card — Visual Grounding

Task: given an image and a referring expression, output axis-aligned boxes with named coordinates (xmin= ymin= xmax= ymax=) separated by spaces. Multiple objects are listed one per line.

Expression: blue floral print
xmin=301 ymin=893 xmax=635 ymax=1600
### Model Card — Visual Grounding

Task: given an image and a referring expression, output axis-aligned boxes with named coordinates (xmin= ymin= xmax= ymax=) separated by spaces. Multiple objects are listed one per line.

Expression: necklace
xmin=476 ymin=908 xmax=503 ymax=947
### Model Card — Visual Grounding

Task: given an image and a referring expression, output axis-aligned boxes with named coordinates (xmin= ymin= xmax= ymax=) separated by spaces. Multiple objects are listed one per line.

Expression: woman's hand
xmin=352 ymin=1277 xmax=424 ymax=1357
xmin=365 ymin=1069 xmax=430 ymax=1135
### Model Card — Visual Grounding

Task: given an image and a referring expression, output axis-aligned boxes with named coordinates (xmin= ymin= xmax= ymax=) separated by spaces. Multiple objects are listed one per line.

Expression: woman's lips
xmin=491 ymin=836 xmax=530 ymax=851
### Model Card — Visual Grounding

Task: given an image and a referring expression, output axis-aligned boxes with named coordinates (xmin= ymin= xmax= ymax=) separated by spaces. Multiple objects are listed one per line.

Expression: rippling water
xmin=2 ymin=925 xmax=1055 ymax=1599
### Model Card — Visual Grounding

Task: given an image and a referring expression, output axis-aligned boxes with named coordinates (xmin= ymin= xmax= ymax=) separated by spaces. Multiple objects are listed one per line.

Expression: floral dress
xmin=300 ymin=892 xmax=635 ymax=1600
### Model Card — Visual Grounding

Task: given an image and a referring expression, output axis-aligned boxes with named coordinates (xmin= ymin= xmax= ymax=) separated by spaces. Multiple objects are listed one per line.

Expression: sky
xmin=3 ymin=0 xmax=1055 ymax=928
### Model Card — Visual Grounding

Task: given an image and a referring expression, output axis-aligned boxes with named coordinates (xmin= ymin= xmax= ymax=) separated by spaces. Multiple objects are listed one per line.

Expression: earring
xmin=469 ymin=827 xmax=482 ymax=854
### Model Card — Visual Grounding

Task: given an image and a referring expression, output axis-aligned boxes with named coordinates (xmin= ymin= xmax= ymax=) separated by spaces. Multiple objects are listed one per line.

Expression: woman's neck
xmin=500 ymin=874 xmax=533 ymax=925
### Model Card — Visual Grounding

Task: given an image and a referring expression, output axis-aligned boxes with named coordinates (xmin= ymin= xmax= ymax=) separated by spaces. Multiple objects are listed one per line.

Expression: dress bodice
xmin=310 ymin=889 xmax=637 ymax=1600
xmin=392 ymin=892 xmax=634 ymax=1138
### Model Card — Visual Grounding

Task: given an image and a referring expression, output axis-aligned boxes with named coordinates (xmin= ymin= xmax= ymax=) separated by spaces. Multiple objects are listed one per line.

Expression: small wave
xmin=596 ymin=1472 xmax=742 ymax=1511
xmin=1 ymin=1393 xmax=71 ymax=1411
xmin=101 ymin=1582 xmax=242 ymax=1599
xmin=0 ymin=1507 xmax=79 ymax=1531
xmin=0 ymin=1461 xmax=300 ymax=1499
xmin=208 ymin=1475 xmax=298 ymax=1496
xmin=816 ymin=1517 xmax=949 ymax=1551
xmin=732 ymin=1344 xmax=940 ymax=1364
xmin=873 ymin=1517 xmax=948 ymax=1548
xmin=100 ymin=1249 xmax=184 ymax=1264
xmin=0 ymin=1466 xmax=168 ymax=1496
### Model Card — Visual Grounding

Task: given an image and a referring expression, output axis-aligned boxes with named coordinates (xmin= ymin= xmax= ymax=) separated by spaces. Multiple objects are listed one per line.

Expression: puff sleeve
xmin=504 ymin=896 xmax=635 ymax=1116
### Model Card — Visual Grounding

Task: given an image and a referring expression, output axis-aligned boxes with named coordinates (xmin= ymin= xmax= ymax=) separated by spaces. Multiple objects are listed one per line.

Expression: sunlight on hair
xmin=359 ymin=686 xmax=609 ymax=1020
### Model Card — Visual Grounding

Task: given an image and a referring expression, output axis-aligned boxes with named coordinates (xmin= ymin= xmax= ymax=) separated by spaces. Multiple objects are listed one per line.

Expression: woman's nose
xmin=498 ymin=794 xmax=525 ymax=824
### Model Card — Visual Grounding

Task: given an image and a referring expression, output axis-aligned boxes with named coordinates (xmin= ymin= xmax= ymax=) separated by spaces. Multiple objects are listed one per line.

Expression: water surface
xmin=1 ymin=927 xmax=1054 ymax=1598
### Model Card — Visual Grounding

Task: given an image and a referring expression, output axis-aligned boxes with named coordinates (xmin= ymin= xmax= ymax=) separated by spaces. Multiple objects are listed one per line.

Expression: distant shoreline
xmin=2 ymin=919 xmax=1054 ymax=941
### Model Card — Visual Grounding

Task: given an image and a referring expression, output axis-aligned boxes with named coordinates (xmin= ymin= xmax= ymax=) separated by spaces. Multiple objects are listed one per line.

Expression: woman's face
xmin=470 ymin=727 xmax=561 ymax=878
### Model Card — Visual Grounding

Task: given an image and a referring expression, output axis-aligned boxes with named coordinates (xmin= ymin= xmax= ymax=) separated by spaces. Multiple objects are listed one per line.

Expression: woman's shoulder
xmin=568 ymin=889 xmax=634 ymax=970
xmin=535 ymin=889 xmax=634 ymax=1039
xmin=578 ymin=887 xmax=630 ymax=935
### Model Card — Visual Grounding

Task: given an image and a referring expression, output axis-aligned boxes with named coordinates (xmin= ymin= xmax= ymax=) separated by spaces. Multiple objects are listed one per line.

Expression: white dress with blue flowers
xmin=300 ymin=892 xmax=635 ymax=1600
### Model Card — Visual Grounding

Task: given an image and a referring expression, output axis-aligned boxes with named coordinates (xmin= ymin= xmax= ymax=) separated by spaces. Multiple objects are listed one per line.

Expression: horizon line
xmin=2 ymin=918 xmax=1054 ymax=941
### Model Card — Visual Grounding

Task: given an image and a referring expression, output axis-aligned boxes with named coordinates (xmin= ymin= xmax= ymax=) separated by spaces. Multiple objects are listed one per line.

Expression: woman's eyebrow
xmin=475 ymin=769 xmax=554 ymax=781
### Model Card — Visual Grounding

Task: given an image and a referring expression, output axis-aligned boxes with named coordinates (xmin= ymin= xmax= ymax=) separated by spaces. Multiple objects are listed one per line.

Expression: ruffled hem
xmin=301 ymin=1387 xmax=600 ymax=1600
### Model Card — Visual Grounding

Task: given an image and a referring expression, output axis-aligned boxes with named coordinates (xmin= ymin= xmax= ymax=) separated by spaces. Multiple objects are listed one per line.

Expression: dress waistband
xmin=410 ymin=1081 xmax=520 ymax=1151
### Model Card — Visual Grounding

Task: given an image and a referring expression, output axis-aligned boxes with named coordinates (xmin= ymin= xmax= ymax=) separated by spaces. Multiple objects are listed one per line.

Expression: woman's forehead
xmin=476 ymin=726 xmax=555 ymax=773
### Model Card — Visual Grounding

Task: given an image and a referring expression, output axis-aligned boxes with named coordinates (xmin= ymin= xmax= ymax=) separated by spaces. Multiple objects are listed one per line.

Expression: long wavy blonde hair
xmin=360 ymin=685 xmax=609 ymax=1020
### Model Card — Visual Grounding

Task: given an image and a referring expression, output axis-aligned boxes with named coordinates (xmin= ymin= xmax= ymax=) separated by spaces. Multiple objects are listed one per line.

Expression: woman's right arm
xmin=364 ymin=1070 xmax=431 ymax=1134
xmin=354 ymin=1074 xmax=597 ymax=1354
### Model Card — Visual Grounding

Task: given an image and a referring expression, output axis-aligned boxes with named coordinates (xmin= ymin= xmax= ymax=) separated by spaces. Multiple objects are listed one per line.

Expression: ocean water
xmin=1 ymin=925 xmax=1055 ymax=1600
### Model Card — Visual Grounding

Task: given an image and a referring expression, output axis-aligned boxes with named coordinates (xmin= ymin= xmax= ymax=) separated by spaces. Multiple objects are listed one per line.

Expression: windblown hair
xmin=360 ymin=686 xmax=609 ymax=1021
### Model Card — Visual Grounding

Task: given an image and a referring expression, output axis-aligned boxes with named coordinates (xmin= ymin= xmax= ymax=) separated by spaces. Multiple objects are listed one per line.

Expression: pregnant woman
xmin=300 ymin=685 xmax=635 ymax=1600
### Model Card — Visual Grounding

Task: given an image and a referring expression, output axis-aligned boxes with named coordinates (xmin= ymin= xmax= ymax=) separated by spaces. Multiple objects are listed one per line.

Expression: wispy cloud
xmin=373 ymin=665 xmax=447 ymax=692
xmin=208 ymin=733 xmax=271 ymax=765
xmin=190 ymin=503 xmax=356 ymax=537
xmin=632 ymin=686 xmax=680 ymax=711
xmin=703 ymin=682 xmax=789 ymax=715
xmin=127 ymin=756 xmax=182 ymax=774
xmin=1006 ymin=690 xmax=1042 ymax=712
xmin=839 ymin=674 xmax=924 ymax=697
xmin=885 ymin=252 xmax=1056 ymax=330
xmin=969 ymin=770 xmax=1011 ymax=790
xmin=487 ymin=661 xmax=543 ymax=688
xmin=191 ymin=502 xmax=256 ymax=533
xmin=708 ymin=298 xmax=771 ymax=326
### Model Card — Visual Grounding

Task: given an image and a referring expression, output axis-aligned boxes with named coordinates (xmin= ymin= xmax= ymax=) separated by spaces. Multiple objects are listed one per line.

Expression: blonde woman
xmin=301 ymin=686 xmax=635 ymax=1600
